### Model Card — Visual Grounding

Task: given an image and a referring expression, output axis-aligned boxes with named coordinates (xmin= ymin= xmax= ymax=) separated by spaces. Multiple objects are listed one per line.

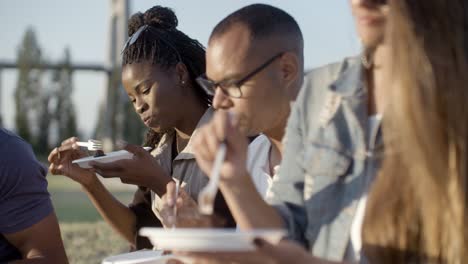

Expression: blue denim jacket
xmin=267 ymin=56 xmax=383 ymax=261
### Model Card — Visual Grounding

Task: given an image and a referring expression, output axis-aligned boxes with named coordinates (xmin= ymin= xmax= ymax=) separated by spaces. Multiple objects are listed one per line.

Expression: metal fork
xmin=197 ymin=142 xmax=227 ymax=215
xmin=75 ymin=139 xmax=103 ymax=151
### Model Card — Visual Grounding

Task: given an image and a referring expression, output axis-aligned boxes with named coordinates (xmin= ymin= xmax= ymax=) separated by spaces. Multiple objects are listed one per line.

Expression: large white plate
xmin=102 ymin=251 xmax=191 ymax=264
xmin=139 ymin=228 xmax=286 ymax=252
xmin=72 ymin=150 xmax=134 ymax=169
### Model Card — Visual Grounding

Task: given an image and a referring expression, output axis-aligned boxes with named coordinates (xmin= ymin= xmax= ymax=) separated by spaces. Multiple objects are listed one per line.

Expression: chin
xmin=243 ymin=126 xmax=263 ymax=137
xmin=148 ymin=123 xmax=164 ymax=133
xmin=358 ymin=28 xmax=385 ymax=49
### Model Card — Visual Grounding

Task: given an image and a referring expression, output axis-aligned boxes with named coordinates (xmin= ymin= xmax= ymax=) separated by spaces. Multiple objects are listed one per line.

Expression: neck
xmin=263 ymin=105 xmax=289 ymax=175
xmin=175 ymin=97 xmax=206 ymax=137
xmin=269 ymin=136 xmax=283 ymax=157
xmin=264 ymin=105 xmax=290 ymax=143
xmin=174 ymin=97 xmax=207 ymax=152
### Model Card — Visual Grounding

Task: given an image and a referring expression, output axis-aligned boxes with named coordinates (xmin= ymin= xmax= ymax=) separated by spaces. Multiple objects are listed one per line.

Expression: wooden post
xmin=102 ymin=0 xmax=129 ymax=151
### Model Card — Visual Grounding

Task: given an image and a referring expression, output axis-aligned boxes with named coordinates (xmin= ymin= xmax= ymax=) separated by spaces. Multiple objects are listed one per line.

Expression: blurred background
xmin=0 ymin=1 xmax=359 ymax=263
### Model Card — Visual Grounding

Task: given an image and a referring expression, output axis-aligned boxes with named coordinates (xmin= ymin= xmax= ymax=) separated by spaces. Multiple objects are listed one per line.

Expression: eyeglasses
xmin=121 ymin=25 xmax=182 ymax=62
xmin=196 ymin=52 xmax=285 ymax=98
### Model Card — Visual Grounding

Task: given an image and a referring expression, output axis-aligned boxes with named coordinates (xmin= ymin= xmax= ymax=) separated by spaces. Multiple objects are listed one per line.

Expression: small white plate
xmin=139 ymin=228 xmax=286 ymax=252
xmin=72 ymin=150 xmax=134 ymax=169
xmin=102 ymin=250 xmax=162 ymax=264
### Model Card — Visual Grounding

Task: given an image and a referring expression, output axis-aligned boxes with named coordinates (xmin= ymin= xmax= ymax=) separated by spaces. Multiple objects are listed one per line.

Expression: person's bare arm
xmin=5 ymin=213 xmax=68 ymax=264
xmin=81 ymin=175 xmax=138 ymax=244
xmin=48 ymin=138 xmax=138 ymax=244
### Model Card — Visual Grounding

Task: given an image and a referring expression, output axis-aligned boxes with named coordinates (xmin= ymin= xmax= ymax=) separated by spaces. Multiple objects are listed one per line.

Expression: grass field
xmin=48 ymin=176 xmax=137 ymax=264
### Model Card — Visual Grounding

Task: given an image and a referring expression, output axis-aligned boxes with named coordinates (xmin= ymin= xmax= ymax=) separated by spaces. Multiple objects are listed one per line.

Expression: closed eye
xmin=142 ymin=86 xmax=151 ymax=95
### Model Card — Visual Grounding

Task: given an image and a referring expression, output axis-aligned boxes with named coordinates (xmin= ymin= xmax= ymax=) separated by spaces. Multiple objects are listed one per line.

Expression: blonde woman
xmin=363 ymin=0 xmax=468 ymax=263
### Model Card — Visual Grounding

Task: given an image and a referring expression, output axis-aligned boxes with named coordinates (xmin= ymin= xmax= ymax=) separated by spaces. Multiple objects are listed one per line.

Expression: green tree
xmin=14 ymin=27 xmax=43 ymax=143
xmin=36 ymin=92 xmax=52 ymax=154
xmin=52 ymin=47 xmax=78 ymax=143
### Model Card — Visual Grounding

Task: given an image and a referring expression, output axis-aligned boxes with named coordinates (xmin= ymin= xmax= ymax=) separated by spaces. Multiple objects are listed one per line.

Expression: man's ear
xmin=279 ymin=52 xmax=300 ymax=99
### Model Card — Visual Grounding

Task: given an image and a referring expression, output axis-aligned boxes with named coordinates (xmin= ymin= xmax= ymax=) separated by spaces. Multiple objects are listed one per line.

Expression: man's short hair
xmin=209 ymin=4 xmax=303 ymax=44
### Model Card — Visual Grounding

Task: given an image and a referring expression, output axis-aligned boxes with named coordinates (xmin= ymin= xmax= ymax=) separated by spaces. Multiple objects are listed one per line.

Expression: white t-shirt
xmin=246 ymin=134 xmax=275 ymax=199
xmin=346 ymin=114 xmax=382 ymax=261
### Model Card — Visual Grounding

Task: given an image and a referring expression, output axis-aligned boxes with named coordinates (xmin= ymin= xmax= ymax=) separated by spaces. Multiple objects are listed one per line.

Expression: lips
xmin=142 ymin=116 xmax=152 ymax=126
xmin=358 ymin=14 xmax=384 ymax=26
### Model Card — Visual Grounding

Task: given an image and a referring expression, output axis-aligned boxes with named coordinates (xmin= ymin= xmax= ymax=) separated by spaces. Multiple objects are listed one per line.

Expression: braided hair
xmin=122 ymin=6 xmax=211 ymax=148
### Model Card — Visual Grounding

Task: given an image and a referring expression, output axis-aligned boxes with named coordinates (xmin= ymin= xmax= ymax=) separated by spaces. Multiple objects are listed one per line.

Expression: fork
xmin=198 ymin=142 xmax=227 ymax=215
xmin=75 ymin=139 xmax=103 ymax=151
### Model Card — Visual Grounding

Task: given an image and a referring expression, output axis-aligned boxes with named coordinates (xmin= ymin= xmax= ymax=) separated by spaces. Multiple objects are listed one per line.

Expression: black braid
xmin=123 ymin=6 xmax=211 ymax=147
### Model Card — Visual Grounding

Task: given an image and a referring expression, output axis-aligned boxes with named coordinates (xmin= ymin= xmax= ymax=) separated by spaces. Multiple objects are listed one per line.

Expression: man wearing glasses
xmin=189 ymin=0 xmax=390 ymax=263
xmin=193 ymin=3 xmax=304 ymax=200
xmin=161 ymin=3 xmax=303 ymax=228
xmin=162 ymin=3 xmax=303 ymax=262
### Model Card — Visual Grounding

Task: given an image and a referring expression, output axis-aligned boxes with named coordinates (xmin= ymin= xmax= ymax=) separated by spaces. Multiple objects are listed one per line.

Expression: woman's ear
xmin=175 ymin=62 xmax=190 ymax=85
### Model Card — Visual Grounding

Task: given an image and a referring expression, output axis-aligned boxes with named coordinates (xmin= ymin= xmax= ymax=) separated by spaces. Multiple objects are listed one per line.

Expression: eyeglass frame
xmin=196 ymin=51 xmax=285 ymax=98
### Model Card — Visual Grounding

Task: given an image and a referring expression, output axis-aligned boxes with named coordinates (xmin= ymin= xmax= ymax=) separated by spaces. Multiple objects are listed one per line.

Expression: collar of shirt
xmin=151 ymin=107 xmax=215 ymax=166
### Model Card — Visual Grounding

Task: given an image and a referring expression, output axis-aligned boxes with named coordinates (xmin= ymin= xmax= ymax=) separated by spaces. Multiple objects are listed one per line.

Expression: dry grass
xmin=60 ymin=221 xmax=129 ymax=264
xmin=48 ymin=176 xmax=138 ymax=264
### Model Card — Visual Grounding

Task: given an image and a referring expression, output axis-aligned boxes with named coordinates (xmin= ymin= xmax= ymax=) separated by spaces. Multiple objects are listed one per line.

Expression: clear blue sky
xmin=0 ymin=0 xmax=360 ymax=137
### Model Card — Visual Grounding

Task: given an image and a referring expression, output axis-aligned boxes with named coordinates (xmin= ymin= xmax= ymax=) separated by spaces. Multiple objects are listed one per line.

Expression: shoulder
xmin=0 ymin=129 xmax=51 ymax=234
xmin=0 ymin=129 xmax=47 ymax=189
xmin=293 ymin=56 xmax=360 ymax=129
xmin=300 ymin=56 xmax=360 ymax=103
xmin=0 ymin=129 xmax=37 ymax=165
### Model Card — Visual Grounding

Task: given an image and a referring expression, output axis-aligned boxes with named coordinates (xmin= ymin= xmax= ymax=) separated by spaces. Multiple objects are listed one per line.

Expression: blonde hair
xmin=363 ymin=0 xmax=468 ymax=263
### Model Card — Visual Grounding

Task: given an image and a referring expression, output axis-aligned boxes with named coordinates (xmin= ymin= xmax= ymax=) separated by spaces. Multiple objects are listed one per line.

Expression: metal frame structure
xmin=0 ymin=0 xmax=129 ymax=150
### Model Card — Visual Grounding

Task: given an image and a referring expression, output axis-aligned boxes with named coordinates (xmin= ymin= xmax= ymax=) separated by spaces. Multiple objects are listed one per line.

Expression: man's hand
xmin=192 ymin=110 xmax=250 ymax=186
xmin=159 ymin=181 xmax=226 ymax=228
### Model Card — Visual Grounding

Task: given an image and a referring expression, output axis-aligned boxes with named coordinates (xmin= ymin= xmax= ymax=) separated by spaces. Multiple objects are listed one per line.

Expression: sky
xmin=0 ymin=0 xmax=360 ymax=138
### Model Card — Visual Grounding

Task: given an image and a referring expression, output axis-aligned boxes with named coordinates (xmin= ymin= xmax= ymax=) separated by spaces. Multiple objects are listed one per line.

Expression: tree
xmin=14 ymin=27 xmax=43 ymax=143
xmin=36 ymin=92 xmax=52 ymax=154
xmin=52 ymin=47 xmax=78 ymax=142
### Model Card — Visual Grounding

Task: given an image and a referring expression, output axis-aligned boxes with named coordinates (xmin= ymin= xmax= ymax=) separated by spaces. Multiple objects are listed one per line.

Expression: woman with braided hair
xmin=48 ymin=6 xmax=235 ymax=249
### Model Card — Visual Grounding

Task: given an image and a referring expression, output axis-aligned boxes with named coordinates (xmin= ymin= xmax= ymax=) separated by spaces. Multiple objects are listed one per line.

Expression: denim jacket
xmin=266 ymin=56 xmax=383 ymax=261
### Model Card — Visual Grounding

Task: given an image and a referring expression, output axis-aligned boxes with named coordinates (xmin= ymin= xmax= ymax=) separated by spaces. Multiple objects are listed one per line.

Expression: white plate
xmin=102 ymin=251 xmax=192 ymax=264
xmin=72 ymin=150 xmax=134 ymax=168
xmin=139 ymin=228 xmax=286 ymax=252
xmin=102 ymin=250 xmax=162 ymax=264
